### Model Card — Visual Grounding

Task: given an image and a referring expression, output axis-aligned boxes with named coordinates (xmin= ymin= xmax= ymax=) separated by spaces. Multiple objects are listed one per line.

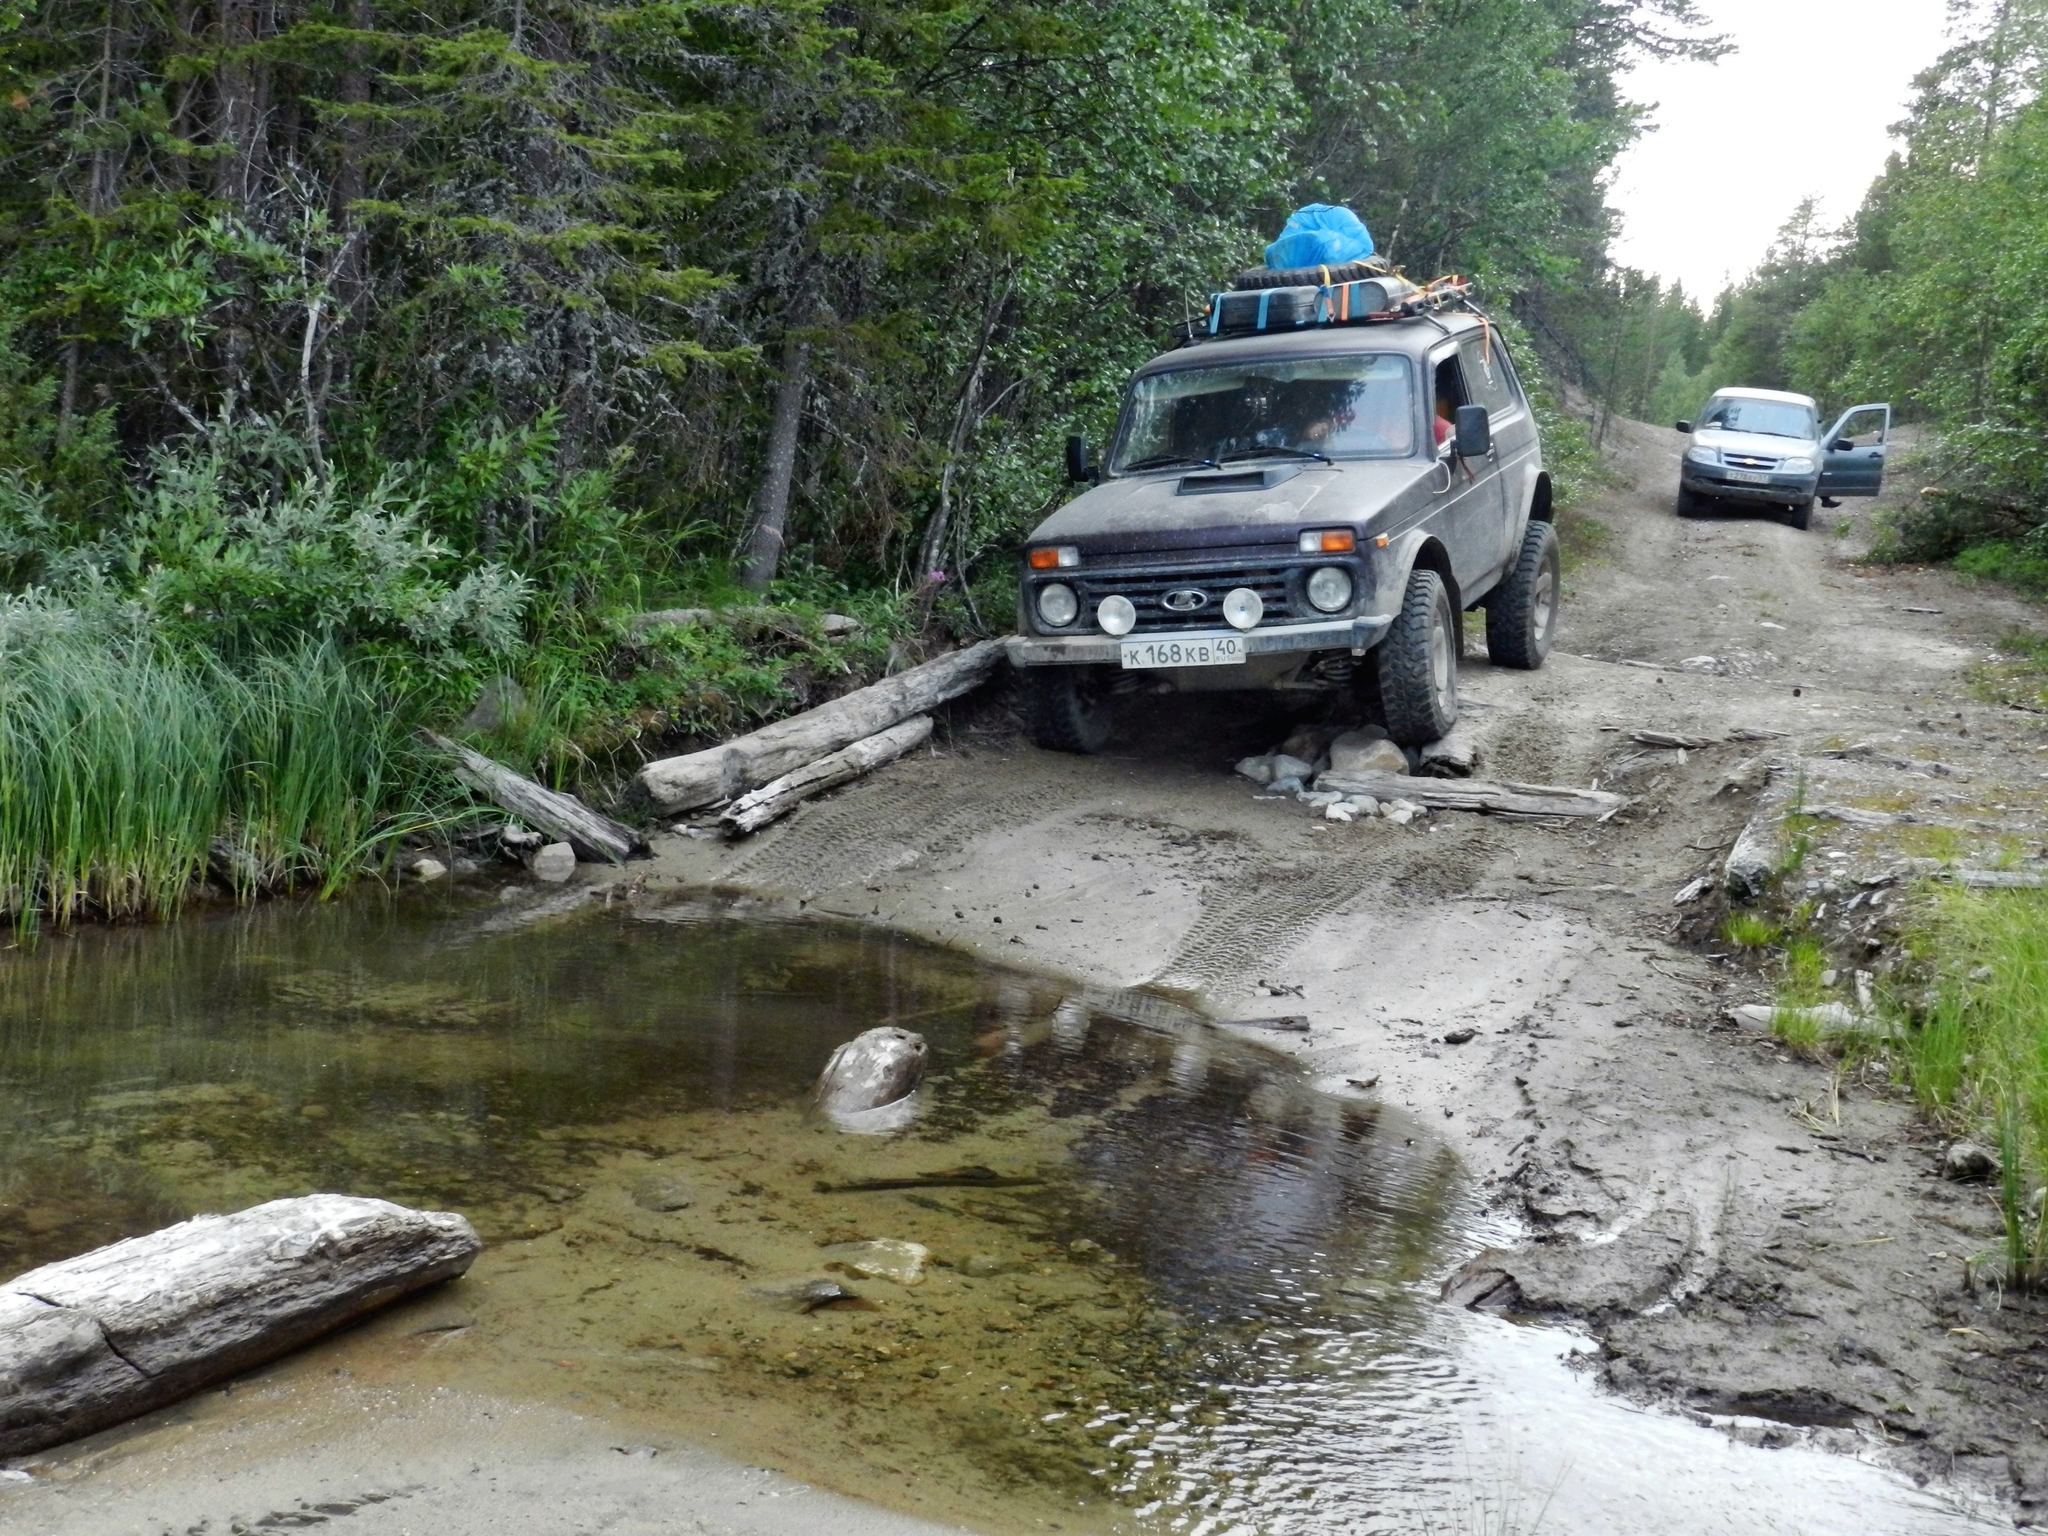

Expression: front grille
xmin=1074 ymin=565 xmax=1298 ymax=633
xmin=1722 ymin=452 xmax=1780 ymax=470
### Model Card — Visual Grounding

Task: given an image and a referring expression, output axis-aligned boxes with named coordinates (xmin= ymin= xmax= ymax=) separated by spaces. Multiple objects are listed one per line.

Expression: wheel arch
xmin=1530 ymin=471 xmax=1554 ymax=523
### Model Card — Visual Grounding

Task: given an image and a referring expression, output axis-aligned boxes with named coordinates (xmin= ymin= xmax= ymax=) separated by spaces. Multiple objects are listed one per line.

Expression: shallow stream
xmin=0 ymin=889 xmax=2000 ymax=1533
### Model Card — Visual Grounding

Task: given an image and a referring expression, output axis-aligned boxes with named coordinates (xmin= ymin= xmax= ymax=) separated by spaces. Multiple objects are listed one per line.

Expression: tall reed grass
xmin=1904 ymin=886 xmax=2048 ymax=1287
xmin=0 ymin=598 xmax=432 ymax=929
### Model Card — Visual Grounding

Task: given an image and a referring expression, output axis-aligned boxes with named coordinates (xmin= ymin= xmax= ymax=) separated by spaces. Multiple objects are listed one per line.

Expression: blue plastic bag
xmin=1263 ymin=204 xmax=1374 ymax=271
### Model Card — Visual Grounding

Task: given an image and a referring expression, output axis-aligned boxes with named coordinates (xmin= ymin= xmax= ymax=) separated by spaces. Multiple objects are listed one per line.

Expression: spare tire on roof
xmin=1230 ymin=259 xmax=1386 ymax=291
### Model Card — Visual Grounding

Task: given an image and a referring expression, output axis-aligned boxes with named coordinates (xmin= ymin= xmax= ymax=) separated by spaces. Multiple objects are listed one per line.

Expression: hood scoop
xmin=1176 ymin=463 xmax=1304 ymax=495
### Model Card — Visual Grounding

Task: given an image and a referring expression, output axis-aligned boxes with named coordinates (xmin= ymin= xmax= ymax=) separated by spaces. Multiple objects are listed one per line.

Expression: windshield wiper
xmin=1121 ymin=453 xmax=1219 ymax=472
xmin=1220 ymin=445 xmax=1333 ymax=465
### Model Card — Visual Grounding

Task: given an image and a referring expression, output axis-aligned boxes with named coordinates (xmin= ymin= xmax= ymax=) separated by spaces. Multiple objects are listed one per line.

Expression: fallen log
xmin=1723 ymin=761 xmax=1792 ymax=900
xmin=1630 ymin=730 xmax=1718 ymax=750
xmin=637 ymin=640 xmax=1003 ymax=814
xmin=1314 ymin=769 xmax=1625 ymax=819
xmin=424 ymin=731 xmax=648 ymax=864
xmin=627 ymin=606 xmax=861 ymax=639
xmin=0 ymin=1195 xmax=479 ymax=1457
xmin=720 ymin=716 xmax=932 ymax=836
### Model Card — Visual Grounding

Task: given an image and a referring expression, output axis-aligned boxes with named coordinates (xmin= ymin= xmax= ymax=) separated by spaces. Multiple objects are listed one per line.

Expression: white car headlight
xmin=1096 ymin=595 xmax=1136 ymax=637
xmin=1306 ymin=566 xmax=1354 ymax=613
xmin=1779 ymin=456 xmax=1815 ymax=473
xmin=1685 ymin=446 xmax=1719 ymax=466
xmin=1037 ymin=582 xmax=1078 ymax=627
xmin=1222 ymin=587 xmax=1264 ymax=631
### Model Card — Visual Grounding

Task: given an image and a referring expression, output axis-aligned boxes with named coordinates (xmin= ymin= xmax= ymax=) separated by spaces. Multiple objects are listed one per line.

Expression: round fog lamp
xmin=1097 ymin=594 xmax=1137 ymax=637
xmin=1306 ymin=566 xmax=1354 ymax=613
xmin=1222 ymin=587 xmax=1264 ymax=631
xmin=1037 ymin=582 xmax=1078 ymax=628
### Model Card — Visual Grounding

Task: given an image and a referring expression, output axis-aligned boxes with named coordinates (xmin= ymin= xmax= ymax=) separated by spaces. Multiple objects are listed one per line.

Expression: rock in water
xmin=530 ymin=841 xmax=576 ymax=882
xmin=750 ymin=1278 xmax=859 ymax=1314
xmin=818 ymin=1238 xmax=929 ymax=1286
xmin=631 ymin=1172 xmax=696 ymax=1212
xmin=814 ymin=1027 xmax=928 ymax=1130
xmin=0 ymin=1195 xmax=479 ymax=1456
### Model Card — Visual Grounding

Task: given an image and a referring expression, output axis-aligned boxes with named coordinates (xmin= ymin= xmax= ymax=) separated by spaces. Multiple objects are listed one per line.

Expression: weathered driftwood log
xmin=1723 ymin=761 xmax=1792 ymax=900
xmin=0 ymin=1195 xmax=479 ymax=1457
xmin=1315 ymin=769 xmax=1625 ymax=819
xmin=1630 ymin=730 xmax=1718 ymax=749
xmin=719 ymin=717 xmax=932 ymax=837
xmin=424 ymin=731 xmax=648 ymax=864
xmin=637 ymin=640 xmax=1003 ymax=815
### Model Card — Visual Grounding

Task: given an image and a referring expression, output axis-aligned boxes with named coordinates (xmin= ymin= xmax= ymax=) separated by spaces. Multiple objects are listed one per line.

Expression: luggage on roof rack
xmin=1172 ymin=273 xmax=1470 ymax=346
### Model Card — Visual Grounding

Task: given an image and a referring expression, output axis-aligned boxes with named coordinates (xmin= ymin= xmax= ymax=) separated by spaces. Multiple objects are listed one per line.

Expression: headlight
xmin=1306 ymin=566 xmax=1354 ymax=613
xmin=1097 ymin=595 xmax=1136 ymax=637
xmin=1778 ymin=456 xmax=1815 ymax=473
xmin=1222 ymin=587 xmax=1264 ymax=631
xmin=1685 ymin=446 xmax=1719 ymax=465
xmin=1037 ymin=582 xmax=1078 ymax=627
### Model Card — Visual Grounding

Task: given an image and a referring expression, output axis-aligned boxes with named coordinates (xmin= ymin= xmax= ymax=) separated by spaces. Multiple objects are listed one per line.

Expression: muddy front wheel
xmin=1026 ymin=666 xmax=1114 ymax=754
xmin=1376 ymin=568 xmax=1458 ymax=746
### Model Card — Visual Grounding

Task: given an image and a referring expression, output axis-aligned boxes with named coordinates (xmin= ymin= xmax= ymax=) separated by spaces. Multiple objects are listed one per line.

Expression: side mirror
xmin=1832 ymin=437 xmax=1855 ymax=452
xmin=1064 ymin=434 xmax=1094 ymax=484
xmin=1675 ymin=420 xmax=1692 ymax=433
xmin=1453 ymin=404 xmax=1491 ymax=459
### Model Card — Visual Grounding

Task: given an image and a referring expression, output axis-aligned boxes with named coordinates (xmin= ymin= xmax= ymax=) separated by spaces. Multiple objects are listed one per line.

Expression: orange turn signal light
xmin=1028 ymin=548 xmax=1061 ymax=569
xmin=1297 ymin=528 xmax=1356 ymax=554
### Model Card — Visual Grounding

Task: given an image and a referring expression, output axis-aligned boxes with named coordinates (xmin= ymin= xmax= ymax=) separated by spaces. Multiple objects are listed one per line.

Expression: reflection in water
xmin=0 ymin=891 xmax=1996 ymax=1536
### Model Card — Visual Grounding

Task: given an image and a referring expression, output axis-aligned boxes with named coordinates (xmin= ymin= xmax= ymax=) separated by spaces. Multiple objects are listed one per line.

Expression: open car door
xmin=1819 ymin=404 xmax=1891 ymax=498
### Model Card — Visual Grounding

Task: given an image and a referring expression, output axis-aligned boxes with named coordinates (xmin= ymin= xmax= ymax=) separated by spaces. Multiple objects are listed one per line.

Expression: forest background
xmin=0 ymin=0 xmax=2034 ymax=921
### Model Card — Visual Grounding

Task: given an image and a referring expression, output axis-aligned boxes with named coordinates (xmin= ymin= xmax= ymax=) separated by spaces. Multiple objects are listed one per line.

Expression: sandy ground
xmin=618 ymin=418 xmax=2048 ymax=1523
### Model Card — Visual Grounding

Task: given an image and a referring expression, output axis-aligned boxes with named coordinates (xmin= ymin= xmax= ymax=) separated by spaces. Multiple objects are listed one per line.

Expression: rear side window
xmin=1459 ymin=332 xmax=1518 ymax=416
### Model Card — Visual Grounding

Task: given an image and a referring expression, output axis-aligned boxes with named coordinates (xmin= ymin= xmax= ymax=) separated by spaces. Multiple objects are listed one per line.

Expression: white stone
xmin=1268 ymin=754 xmax=1316 ymax=784
xmin=1324 ymin=803 xmax=1356 ymax=823
xmin=529 ymin=842 xmax=576 ymax=882
xmin=407 ymin=857 xmax=448 ymax=882
xmin=817 ymin=1238 xmax=929 ymax=1286
xmin=1235 ymin=755 xmax=1276 ymax=786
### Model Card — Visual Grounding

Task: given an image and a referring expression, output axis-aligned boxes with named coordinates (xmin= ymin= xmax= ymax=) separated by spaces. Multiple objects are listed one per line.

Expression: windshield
xmin=1111 ymin=354 xmax=1417 ymax=472
xmin=1698 ymin=396 xmax=1817 ymax=441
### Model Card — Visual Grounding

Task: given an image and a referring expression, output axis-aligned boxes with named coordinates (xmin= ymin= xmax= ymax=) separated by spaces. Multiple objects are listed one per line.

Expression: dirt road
xmin=644 ymin=416 xmax=2048 ymax=1523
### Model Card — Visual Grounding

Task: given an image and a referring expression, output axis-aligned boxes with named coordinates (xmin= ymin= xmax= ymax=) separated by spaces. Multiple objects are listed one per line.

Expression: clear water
xmin=0 ymin=890 xmax=1999 ymax=1534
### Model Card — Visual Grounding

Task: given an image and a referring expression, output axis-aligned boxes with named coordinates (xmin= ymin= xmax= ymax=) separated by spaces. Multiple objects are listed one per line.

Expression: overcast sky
xmin=1606 ymin=0 xmax=1955 ymax=302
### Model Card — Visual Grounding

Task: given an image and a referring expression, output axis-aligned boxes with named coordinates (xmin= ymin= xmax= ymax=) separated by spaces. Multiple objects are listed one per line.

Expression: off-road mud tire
xmin=1376 ymin=568 xmax=1459 ymax=747
xmin=1230 ymin=259 xmax=1384 ymax=291
xmin=1785 ymin=499 xmax=1813 ymax=530
xmin=1484 ymin=520 xmax=1561 ymax=670
xmin=1026 ymin=665 xmax=1114 ymax=754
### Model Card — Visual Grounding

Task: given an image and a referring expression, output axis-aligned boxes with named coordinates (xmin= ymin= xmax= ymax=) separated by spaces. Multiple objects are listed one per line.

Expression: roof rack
xmin=1173 ymin=273 xmax=1473 ymax=347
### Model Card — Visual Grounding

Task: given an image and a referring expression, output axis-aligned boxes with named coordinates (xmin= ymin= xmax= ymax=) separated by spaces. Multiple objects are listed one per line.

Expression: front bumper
xmin=1681 ymin=465 xmax=1819 ymax=506
xmin=1007 ymin=614 xmax=1394 ymax=667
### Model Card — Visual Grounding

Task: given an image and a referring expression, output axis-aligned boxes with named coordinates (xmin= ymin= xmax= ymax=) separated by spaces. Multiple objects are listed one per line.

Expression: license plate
xmin=1725 ymin=470 xmax=1772 ymax=485
xmin=1120 ymin=636 xmax=1246 ymax=669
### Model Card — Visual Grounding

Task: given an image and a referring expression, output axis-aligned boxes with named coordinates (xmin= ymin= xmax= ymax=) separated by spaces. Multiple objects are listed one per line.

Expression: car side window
xmin=1431 ymin=352 xmax=1468 ymax=453
xmin=1458 ymin=333 xmax=1516 ymax=417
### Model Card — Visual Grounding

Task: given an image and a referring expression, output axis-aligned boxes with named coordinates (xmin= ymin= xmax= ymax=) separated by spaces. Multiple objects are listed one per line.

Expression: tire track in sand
xmin=726 ymin=773 xmax=1073 ymax=898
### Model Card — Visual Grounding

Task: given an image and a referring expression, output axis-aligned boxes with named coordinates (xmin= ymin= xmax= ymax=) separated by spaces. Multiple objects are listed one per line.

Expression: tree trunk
xmin=423 ymin=732 xmax=649 ymax=863
xmin=739 ymin=327 xmax=811 ymax=592
xmin=1314 ymin=769 xmax=1626 ymax=819
xmin=0 ymin=1195 xmax=478 ymax=1457
xmin=636 ymin=640 xmax=1001 ymax=814
xmin=719 ymin=716 xmax=932 ymax=836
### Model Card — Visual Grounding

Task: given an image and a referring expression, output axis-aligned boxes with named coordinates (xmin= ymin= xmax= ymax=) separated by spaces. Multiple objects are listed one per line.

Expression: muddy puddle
xmin=0 ymin=891 xmax=2000 ymax=1534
